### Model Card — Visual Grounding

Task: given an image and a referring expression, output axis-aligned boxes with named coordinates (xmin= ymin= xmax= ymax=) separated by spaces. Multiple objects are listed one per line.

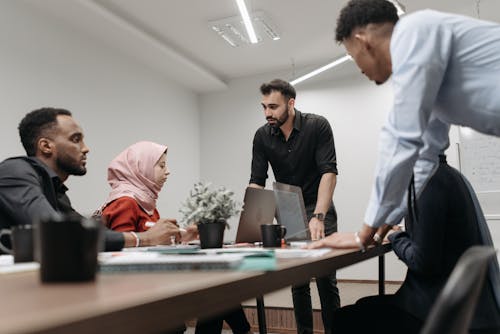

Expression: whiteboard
xmin=458 ymin=128 xmax=500 ymax=218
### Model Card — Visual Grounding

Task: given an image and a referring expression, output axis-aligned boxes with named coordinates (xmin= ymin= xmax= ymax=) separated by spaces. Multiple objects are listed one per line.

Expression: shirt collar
xmin=293 ymin=109 xmax=302 ymax=131
xmin=271 ymin=108 xmax=302 ymax=136
xmin=29 ymin=157 xmax=68 ymax=193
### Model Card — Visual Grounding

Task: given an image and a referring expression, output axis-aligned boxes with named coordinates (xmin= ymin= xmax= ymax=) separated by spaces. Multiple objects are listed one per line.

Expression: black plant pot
xmin=197 ymin=221 xmax=225 ymax=249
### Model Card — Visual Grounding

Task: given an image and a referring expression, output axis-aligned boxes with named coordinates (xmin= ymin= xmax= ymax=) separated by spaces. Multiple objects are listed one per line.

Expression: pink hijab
xmin=102 ymin=141 xmax=168 ymax=215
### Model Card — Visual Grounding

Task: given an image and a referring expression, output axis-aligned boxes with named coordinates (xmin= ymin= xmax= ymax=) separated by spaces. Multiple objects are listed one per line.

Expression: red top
xmin=102 ymin=196 xmax=160 ymax=232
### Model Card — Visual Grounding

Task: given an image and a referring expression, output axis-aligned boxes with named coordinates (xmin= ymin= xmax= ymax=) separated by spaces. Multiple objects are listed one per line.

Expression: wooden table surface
xmin=0 ymin=244 xmax=391 ymax=334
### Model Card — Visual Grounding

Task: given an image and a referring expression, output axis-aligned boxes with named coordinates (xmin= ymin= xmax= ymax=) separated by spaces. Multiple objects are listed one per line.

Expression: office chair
xmin=420 ymin=246 xmax=497 ymax=334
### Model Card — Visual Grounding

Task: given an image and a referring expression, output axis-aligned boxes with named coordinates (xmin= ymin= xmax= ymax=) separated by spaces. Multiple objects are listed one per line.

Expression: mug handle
xmin=0 ymin=229 xmax=13 ymax=254
xmin=280 ymin=226 xmax=287 ymax=238
xmin=80 ymin=219 xmax=100 ymax=252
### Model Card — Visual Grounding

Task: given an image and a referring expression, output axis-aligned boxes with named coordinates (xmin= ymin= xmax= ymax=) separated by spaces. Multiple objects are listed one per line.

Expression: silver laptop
xmin=272 ymin=182 xmax=311 ymax=241
xmin=234 ymin=187 xmax=276 ymax=243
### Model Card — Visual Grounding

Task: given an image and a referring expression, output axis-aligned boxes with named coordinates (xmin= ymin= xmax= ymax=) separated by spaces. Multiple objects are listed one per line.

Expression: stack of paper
xmin=0 ymin=255 xmax=39 ymax=274
xmin=98 ymin=251 xmax=244 ymax=272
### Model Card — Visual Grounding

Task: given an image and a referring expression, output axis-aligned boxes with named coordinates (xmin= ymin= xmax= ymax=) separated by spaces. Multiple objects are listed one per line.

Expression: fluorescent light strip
xmin=235 ymin=0 xmax=258 ymax=44
xmin=290 ymin=1 xmax=404 ymax=86
xmin=290 ymin=55 xmax=352 ymax=86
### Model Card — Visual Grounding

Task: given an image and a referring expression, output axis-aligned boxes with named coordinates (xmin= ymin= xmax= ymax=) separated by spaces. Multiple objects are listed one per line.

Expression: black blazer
xmin=0 ymin=156 xmax=123 ymax=251
xmin=389 ymin=157 xmax=500 ymax=330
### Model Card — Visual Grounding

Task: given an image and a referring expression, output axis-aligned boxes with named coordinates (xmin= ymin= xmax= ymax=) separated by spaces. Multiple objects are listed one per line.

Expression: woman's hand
xmin=180 ymin=224 xmax=199 ymax=243
xmin=141 ymin=219 xmax=180 ymax=245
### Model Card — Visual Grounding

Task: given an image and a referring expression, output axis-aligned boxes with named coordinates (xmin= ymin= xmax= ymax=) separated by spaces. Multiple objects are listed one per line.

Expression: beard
xmin=267 ymin=105 xmax=289 ymax=129
xmin=56 ymin=154 xmax=87 ymax=176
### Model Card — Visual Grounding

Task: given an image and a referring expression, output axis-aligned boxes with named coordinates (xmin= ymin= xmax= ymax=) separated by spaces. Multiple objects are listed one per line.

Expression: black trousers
xmin=292 ymin=203 xmax=340 ymax=334
xmin=333 ymin=295 xmax=422 ymax=334
xmin=333 ymin=294 xmax=500 ymax=334
xmin=195 ymin=306 xmax=250 ymax=334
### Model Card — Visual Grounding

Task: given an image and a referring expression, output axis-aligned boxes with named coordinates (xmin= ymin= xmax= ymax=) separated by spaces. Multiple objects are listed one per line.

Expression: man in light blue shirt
xmin=310 ymin=0 xmax=500 ymax=249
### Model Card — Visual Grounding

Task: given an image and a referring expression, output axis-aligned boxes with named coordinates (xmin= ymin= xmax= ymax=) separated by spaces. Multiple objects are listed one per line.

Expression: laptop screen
xmin=234 ymin=187 xmax=276 ymax=243
xmin=273 ymin=182 xmax=310 ymax=241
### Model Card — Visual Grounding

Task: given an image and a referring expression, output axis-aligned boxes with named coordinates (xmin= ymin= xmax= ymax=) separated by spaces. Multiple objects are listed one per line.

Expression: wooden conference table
xmin=0 ymin=244 xmax=391 ymax=334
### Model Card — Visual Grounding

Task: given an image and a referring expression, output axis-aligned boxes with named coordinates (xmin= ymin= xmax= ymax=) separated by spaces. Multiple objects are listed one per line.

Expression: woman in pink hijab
xmin=100 ymin=141 xmax=197 ymax=245
xmin=101 ymin=141 xmax=169 ymax=231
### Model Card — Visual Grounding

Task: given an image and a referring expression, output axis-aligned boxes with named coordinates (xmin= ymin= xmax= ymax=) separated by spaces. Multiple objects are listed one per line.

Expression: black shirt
xmin=0 ymin=156 xmax=124 ymax=252
xmin=250 ymin=109 xmax=338 ymax=205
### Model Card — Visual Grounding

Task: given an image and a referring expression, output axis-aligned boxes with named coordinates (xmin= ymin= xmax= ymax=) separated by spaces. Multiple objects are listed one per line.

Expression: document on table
xmin=0 ymin=255 xmax=39 ymax=274
xmin=273 ymin=248 xmax=332 ymax=258
xmin=207 ymin=247 xmax=331 ymax=258
xmin=98 ymin=247 xmax=329 ymax=273
xmin=98 ymin=251 xmax=245 ymax=272
xmin=121 ymin=244 xmax=200 ymax=254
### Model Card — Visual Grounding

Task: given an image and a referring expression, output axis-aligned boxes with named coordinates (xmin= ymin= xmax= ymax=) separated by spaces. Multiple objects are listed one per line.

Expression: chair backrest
xmin=420 ymin=246 xmax=497 ymax=334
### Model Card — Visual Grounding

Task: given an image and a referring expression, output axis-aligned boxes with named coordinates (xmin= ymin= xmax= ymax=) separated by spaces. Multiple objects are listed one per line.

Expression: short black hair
xmin=260 ymin=79 xmax=296 ymax=101
xmin=336 ymin=0 xmax=399 ymax=42
xmin=18 ymin=108 xmax=72 ymax=156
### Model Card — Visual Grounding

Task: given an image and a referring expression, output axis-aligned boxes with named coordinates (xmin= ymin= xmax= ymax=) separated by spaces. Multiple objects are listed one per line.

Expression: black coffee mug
xmin=36 ymin=213 xmax=101 ymax=283
xmin=260 ymin=224 xmax=287 ymax=248
xmin=0 ymin=225 xmax=34 ymax=263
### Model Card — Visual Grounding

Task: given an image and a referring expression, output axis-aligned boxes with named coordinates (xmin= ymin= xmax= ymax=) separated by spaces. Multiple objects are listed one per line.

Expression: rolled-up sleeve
xmin=249 ymin=129 xmax=268 ymax=186
xmin=315 ymin=117 xmax=338 ymax=175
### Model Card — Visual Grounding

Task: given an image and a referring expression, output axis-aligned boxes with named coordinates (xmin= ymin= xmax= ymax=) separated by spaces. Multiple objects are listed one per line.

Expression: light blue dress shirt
xmin=365 ymin=10 xmax=500 ymax=228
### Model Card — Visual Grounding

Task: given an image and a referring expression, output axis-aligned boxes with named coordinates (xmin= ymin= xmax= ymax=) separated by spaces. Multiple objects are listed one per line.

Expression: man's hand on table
xmin=306 ymin=224 xmax=378 ymax=250
xmin=309 ymin=217 xmax=325 ymax=240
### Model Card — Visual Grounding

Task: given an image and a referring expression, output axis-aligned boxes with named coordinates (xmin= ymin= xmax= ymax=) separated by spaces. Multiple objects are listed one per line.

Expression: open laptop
xmin=234 ymin=187 xmax=276 ymax=243
xmin=273 ymin=182 xmax=311 ymax=241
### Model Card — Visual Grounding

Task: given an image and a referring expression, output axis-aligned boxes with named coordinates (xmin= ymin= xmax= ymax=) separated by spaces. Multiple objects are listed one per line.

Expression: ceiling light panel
xmin=209 ymin=11 xmax=280 ymax=48
xmin=236 ymin=0 xmax=258 ymax=43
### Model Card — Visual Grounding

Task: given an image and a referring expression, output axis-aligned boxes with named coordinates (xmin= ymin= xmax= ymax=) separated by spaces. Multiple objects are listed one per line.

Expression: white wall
xmin=0 ymin=1 xmax=200 ymax=217
xmin=199 ymin=61 xmax=469 ymax=280
xmin=200 ymin=65 xmax=406 ymax=279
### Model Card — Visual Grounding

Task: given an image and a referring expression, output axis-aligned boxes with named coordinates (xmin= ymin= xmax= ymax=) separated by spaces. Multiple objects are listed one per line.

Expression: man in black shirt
xmin=0 ymin=108 xmax=181 ymax=252
xmin=250 ymin=79 xmax=340 ymax=334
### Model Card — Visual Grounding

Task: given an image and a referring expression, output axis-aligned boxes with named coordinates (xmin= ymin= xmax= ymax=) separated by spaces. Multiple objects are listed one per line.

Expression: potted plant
xmin=179 ymin=181 xmax=239 ymax=249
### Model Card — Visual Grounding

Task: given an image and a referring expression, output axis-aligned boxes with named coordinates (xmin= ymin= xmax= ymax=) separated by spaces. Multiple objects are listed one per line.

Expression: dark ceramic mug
xmin=260 ymin=224 xmax=287 ymax=248
xmin=36 ymin=213 xmax=101 ymax=283
xmin=0 ymin=225 xmax=34 ymax=263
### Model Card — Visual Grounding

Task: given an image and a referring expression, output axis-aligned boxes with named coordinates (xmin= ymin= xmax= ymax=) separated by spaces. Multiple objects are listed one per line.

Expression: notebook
xmin=234 ymin=187 xmax=276 ymax=243
xmin=98 ymin=251 xmax=244 ymax=272
xmin=272 ymin=182 xmax=311 ymax=241
xmin=121 ymin=244 xmax=200 ymax=254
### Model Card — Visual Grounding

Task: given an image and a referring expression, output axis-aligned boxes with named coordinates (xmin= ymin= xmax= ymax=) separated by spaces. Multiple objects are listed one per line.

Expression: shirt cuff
xmin=104 ymin=229 xmax=125 ymax=251
xmin=387 ymin=230 xmax=406 ymax=243
xmin=317 ymin=162 xmax=338 ymax=175
xmin=249 ymin=176 xmax=266 ymax=187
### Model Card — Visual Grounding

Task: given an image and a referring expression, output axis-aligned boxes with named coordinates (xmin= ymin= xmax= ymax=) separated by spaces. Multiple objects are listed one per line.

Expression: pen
xmin=145 ymin=221 xmax=186 ymax=233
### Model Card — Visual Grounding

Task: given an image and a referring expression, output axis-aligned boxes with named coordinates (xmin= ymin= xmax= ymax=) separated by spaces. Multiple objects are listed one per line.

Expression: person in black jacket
xmin=309 ymin=155 xmax=500 ymax=334
xmin=0 ymin=107 xmax=181 ymax=252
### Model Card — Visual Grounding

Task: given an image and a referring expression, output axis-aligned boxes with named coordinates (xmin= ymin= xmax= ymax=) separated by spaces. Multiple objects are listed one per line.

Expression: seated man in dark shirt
xmin=309 ymin=155 xmax=500 ymax=333
xmin=0 ymin=107 xmax=180 ymax=252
